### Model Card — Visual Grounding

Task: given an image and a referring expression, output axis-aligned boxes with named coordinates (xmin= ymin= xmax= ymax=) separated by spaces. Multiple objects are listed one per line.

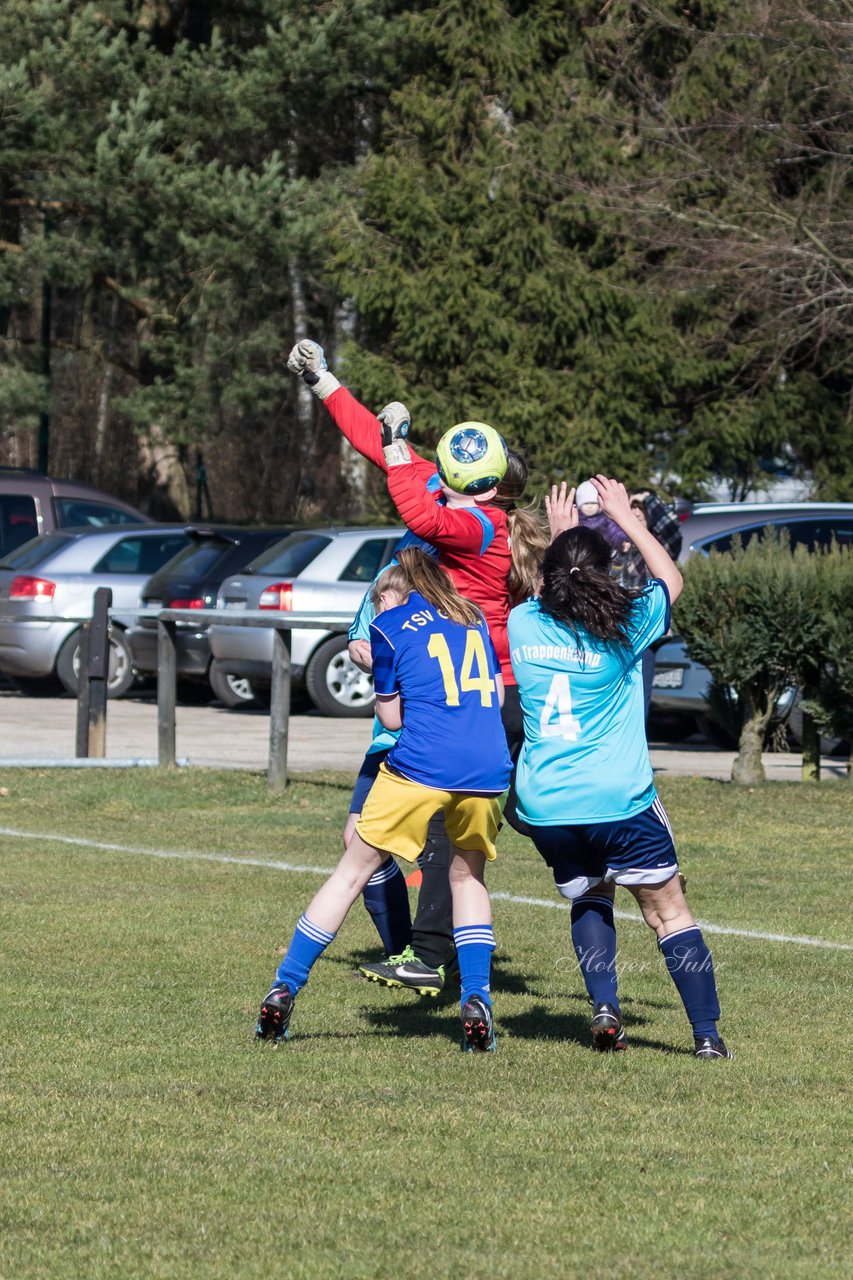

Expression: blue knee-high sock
xmin=571 ymin=894 xmax=619 ymax=1010
xmin=658 ymin=926 xmax=721 ymax=1039
xmin=454 ymin=925 xmax=495 ymax=1007
xmin=362 ymin=859 xmax=412 ymax=955
xmin=274 ymin=914 xmax=336 ymax=996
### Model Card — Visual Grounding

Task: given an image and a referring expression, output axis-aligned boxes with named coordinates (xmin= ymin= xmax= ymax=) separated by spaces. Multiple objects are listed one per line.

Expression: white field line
xmin=2 ymin=825 xmax=852 ymax=953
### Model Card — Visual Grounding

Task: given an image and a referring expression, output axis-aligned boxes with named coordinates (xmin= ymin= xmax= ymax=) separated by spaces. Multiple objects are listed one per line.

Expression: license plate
xmin=653 ymin=667 xmax=684 ymax=689
xmin=223 ymin=599 xmax=247 ymax=610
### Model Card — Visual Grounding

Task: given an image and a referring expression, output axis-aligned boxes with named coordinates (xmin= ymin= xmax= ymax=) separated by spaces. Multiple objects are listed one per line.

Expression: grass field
xmin=1 ymin=768 xmax=851 ymax=1279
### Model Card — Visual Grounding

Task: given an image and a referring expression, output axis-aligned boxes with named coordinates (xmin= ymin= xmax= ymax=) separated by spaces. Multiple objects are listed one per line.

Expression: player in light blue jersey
xmin=508 ymin=477 xmax=732 ymax=1061
xmin=256 ymin=548 xmax=511 ymax=1053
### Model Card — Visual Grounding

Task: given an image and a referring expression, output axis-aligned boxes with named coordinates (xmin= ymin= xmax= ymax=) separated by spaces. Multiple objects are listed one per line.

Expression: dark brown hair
xmin=539 ymin=527 xmax=644 ymax=647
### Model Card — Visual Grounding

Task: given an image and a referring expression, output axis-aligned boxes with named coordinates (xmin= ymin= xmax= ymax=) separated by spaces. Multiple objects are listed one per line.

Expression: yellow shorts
xmin=355 ymin=764 xmax=504 ymax=863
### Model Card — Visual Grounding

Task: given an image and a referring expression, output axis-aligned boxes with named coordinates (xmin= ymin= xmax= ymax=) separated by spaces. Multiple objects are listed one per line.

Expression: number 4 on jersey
xmin=540 ymin=672 xmax=581 ymax=740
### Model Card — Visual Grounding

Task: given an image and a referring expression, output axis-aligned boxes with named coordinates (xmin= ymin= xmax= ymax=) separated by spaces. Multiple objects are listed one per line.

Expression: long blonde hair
xmin=491 ymin=448 xmax=549 ymax=604
xmin=372 ymin=548 xmax=484 ymax=627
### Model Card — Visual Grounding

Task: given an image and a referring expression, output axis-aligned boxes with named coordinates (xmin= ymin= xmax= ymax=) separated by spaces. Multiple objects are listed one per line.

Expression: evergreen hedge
xmin=675 ymin=533 xmax=851 ymax=784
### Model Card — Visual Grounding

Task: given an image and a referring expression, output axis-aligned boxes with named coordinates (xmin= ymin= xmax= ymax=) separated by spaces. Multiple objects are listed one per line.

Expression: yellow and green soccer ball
xmin=435 ymin=421 xmax=508 ymax=495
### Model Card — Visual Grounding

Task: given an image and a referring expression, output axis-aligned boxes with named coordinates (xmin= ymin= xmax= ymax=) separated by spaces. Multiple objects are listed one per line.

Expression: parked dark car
xmin=0 ymin=468 xmax=149 ymax=555
xmin=126 ymin=526 xmax=297 ymax=706
xmin=651 ymin=501 xmax=853 ymax=742
xmin=209 ymin=527 xmax=403 ymax=716
xmin=675 ymin=500 xmax=853 ymax=563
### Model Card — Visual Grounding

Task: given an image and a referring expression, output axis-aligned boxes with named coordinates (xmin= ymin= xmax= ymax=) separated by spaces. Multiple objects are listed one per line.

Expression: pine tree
xmin=325 ymin=0 xmax=851 ymax=506
xmin=0 ymin=1 xmax=405 ymax=517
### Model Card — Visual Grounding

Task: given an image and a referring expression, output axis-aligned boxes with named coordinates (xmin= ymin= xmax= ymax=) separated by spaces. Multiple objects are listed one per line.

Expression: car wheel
xmin=699 ymin=715 xmax=740 ymax=749
xmin=208 ymin=660 xmax=261 ymax=709
xmin=56 ymin=627 xmax=136 ymax=699
xmin=305 ymin=635 xmax=375 ymax=718
xmin=175 ymin=679 xmax=213 ymax=706
xmin=785 ymin=694 xmax=847 ymax=756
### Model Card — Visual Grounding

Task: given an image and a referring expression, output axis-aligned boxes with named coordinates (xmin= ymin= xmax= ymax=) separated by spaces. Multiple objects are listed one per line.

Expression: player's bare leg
xmin=303 ymin=834 xmax=388 ymax=934
xmin=629 ymin=872 xmax=694 ymax=939
xmin=256 ymin=835 xmax=388 ymax=1043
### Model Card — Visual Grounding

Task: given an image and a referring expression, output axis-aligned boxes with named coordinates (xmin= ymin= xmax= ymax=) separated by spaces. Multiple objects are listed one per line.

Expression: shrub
xmin=804 ymin=544 xmax=853 ymax=759
xmin=675 ymin=532 xmax=828 ymax=783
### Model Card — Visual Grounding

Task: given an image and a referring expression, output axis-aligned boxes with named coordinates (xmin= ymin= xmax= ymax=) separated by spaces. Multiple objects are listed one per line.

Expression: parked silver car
xmin=0 ymin=525 xmax=191 ymax=696
xmin=209 ymin=527 xmax=403 ymax=716
xmin=651 ymin=501 xmax=853 ymax=741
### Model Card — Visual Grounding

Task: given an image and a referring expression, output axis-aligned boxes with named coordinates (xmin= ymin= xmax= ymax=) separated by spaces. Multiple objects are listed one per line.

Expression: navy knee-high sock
xmin=362 ymin=859 xmax=412 ymax=955
xmin=658 ymin=926 xmax=721 ymax=1039
xmin=570 ymin=894 xmax=619 ymax=1009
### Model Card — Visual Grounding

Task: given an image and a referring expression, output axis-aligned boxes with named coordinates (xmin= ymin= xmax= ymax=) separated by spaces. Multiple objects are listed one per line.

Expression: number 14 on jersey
xmin=427 ymin=631 xmax=496 ymax=707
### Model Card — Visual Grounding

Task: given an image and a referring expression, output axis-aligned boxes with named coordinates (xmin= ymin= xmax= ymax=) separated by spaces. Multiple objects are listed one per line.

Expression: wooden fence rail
xmin=152 ymin=608 xmax=353 ymax=791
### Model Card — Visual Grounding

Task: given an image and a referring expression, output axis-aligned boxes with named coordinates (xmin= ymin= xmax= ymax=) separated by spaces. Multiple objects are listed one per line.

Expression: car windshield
xmin=154 ymin=538 xmax=236 ymax=579
xmin=246 ymin=532 xmax=332 ymax=576
xmin=54 ymin=498 xmax=145 ymax=527
xmin=0 ymin=532 xmax=73 ymax=570
xmin=704 ymin=519 xmax=853 ymax=554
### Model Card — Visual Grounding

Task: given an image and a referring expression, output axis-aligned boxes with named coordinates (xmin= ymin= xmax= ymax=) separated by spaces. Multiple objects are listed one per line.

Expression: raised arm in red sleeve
xmin=387 ymin=463 xmax=496 ymax=553
xmin=323 ymin=386 xmax=432 ymax=482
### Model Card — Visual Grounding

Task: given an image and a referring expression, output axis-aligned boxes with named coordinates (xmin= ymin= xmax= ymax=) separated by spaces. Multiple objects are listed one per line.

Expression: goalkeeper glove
xmin=377 ymin=401 xmax=412 ymax=467
xmin=286 ymin=339 xmax=340 ymax=401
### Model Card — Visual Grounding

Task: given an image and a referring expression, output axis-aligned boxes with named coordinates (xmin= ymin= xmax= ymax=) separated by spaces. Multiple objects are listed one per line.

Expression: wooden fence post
xmin=157 ymin=618 xmax=177 ymax=768
xmin=75 ymin=588 xmax=111 ymax=757
xmin=268 ymin=627 xmax=292 ymax=793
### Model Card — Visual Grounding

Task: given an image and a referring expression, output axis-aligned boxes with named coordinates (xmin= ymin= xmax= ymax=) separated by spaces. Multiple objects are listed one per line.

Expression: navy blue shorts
xmin=530 ymin=797 xmax=678 ymax=899
xmin=349 ymin=749 xmax=389 ymax=815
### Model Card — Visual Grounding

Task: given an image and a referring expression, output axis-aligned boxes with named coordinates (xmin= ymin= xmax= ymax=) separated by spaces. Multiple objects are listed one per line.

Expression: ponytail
xmin=506 ymin=506 xmax=549 ymax=605
xmin=373 ymin=548 xmax=484 ymax=627
xmin=490 ymin=446 xmax=549 ymax=604
xmin=540 ymin=528 xmax=644 ymax=647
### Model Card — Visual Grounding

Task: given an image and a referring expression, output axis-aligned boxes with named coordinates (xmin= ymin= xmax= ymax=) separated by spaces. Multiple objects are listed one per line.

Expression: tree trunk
xmin=731 ymin=689 xmax=774 ymax=785
xmin=334 ymin=298 xmax=368 ymax=514
xmin=138 ymin=425 xmax=190 ymax=518
xmin=800 ymin=708 xmax=821 ymax=782
xmin=95 ymin=293 xmax=120 ymax=475
xmin=285 ymin=137 xmax=317 ymax=500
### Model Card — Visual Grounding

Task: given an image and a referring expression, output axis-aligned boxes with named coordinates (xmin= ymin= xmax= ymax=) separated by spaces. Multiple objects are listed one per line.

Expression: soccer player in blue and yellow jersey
xmin=256 ymin=548 xmax=511 ymax=1053
xmin=508 ymin=477 xmax=733 ymax=1061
